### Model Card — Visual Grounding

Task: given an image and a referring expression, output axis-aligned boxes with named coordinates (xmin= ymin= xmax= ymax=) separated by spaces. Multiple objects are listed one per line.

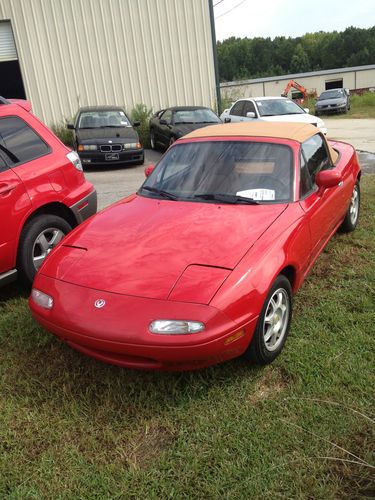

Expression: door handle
xmin=338 ymin=181 xmax=344 ymax=187
xmin=0 ymin=183 xmax=17 ymax=195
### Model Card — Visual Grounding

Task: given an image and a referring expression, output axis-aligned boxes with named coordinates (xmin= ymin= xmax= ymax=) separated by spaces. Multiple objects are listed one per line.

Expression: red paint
xmin=0 ymin=101 xmax=96 ymax=279
xmin=29 ymin=130 xmax=360 ymax=370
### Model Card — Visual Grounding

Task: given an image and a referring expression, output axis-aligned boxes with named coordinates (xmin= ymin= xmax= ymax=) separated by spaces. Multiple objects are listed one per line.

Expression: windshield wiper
xmin=0 ymin=143 xmax=19 ymax=163
xmin=174 ymin=121 xmax=194 ymax=124
xmin=100 ymin=125 xmax=126 ymax=128
xmin=141 ymin=186 xmax=178 ymax=200
xmin=193 ymin=193 xmax=259 ymax=205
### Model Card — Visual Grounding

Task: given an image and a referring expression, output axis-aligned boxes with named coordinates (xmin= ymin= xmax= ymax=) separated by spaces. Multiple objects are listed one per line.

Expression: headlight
xmin=149 ymin=320 xmax=205 ymax=334
xmin=66 ymin=151 xmax=83 ymax=171
xmin=123 ymin=142 xmax=142 ymax=149
xmin=78 ymin=144 xmax=97 ymax=151
xmin=31 ymin=289 xmax=54 ymax=309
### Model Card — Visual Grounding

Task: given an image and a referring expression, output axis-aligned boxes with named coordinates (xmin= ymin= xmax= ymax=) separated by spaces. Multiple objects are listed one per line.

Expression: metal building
xmin=0 ymin=0 xmax=217 ymax=125
xmin=221 ymin=65 xmax=375 ymax=101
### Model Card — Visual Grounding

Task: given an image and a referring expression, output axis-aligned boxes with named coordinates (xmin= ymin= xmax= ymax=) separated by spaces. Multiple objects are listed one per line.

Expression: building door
xmin=0 ymin=21 xmax=26 ymax=99
xmin=325 ymin=79 xmax=343 ymax=90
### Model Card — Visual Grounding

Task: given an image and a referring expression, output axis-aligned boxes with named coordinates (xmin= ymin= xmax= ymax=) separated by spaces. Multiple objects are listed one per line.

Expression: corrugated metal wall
xmin=0 ymin=0 xmax=216 ymax=125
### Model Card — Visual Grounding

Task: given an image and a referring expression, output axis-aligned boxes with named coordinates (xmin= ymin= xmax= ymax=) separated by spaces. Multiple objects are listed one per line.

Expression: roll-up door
xmin=0 ymin=21 xmax=18 ymax=62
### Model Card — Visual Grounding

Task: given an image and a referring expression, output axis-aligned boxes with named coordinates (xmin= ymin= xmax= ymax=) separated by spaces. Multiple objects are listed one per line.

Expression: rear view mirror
xmin=144 ymin=165 xmax=155 ymax=177
xmin=133 ymin=120 xmax=140 ymax=127
xmin=67 ymin=124 xmax=75 ymax=130
xmin=304 ymin=108 xmax=310 ymax=113
xmin=316 ymin=170 xmax=342 ymax=189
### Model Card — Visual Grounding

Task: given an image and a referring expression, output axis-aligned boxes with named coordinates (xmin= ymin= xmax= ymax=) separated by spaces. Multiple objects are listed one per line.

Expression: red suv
xmin=0 ymin=97 xmax=97 ymax=287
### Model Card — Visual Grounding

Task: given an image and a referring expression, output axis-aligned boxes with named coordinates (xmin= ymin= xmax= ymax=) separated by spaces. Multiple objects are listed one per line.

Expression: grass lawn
xmin=304 ymin=92 xmax=375 ymax=119
xmin=1 ymin=176 xmax=374 ymax=498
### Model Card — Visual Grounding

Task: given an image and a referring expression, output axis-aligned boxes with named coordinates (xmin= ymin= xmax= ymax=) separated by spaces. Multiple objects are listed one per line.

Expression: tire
xmin=137 ymin=154 xmax=145 ymax=166
xmin=150 ymin=129 xmax=156 ymax=150
xmin=339 ymin=181 xmax=360 ymax=233
xmin=17 ymin=214 xmax=72 ymax=286
xmin=244 ymin=275 xmax=292 ymax=365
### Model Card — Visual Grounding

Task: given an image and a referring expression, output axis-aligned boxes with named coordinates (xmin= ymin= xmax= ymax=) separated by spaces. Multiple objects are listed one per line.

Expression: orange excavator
xmin=281 ymin=80 xmax=308 ymax=104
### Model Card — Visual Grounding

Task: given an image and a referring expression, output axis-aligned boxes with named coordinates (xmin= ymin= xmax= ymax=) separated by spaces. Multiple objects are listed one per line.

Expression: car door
xmin=298 ymin=134 xmax=344 ymax=262
xmin=0 ymin=151 xmax=30 ymax=275
xmin=158 ymin=109 xmax=173 ymax=147
xmin=241 ymin=101 xmax=258 ymax=122
xmin=227 ymin=101 xmax=245 ymax=123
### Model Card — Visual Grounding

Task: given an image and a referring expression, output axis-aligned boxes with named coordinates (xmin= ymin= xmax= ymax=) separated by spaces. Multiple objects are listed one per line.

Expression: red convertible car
xmin=29 ymin=122 xmax=361 ymax=370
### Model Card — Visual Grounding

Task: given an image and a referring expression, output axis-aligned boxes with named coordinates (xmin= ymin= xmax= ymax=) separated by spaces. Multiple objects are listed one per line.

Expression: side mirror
xmin=133 ymin=120 xmax=140 ymax=127
xmin=144 ymin=164 xmax=155 ymax=177
xmin=304 ymin=108 xmax=310 ymax=113
xmin=246 ymin=112 xmax=256 ymax=118
xmin=315 ymin=170 xmax=342 ymax=189
xmin=159 ymin=119 xmax=168 ymax=125
xmin=67 ymin=124 xmax=75 ymax=130
xmin=224 ymin=117 xmax=231 ymax=123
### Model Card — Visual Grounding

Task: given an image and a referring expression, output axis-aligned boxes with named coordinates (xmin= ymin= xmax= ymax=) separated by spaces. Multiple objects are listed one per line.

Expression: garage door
xmin=0 ymin=21 xmax=17 ymax=62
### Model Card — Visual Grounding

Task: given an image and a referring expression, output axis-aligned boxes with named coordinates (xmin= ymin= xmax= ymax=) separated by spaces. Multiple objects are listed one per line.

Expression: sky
xmin=214 ymin=0 xmax=375 ymax=41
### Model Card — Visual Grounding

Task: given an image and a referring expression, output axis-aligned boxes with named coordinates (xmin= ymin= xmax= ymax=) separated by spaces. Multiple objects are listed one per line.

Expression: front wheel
xmin=244 ymin=275 xmax=292 ymax=365
xmin=17 ymin=214 xmax=72 ymax=286
xmin=339 ymin=181 xmax=360 ymax=233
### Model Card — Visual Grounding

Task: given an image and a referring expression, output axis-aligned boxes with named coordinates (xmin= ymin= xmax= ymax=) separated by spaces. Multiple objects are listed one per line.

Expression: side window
xmin=299 ymin=152 xmax=313 ymax=198
xmin=0 ymin=152 xmax=8 ymax=172
xmin=230 ymin=101 xmax=245 ymax=116
xmin=301 ymin=134 xmax=331 ymax=183
xmin=0 ymin=116 xmax=50 ymax=166
xmin=242 ymin=101 xmax=256 ymax=116
xmin=161 ymin=110 xmax=172 ymax=124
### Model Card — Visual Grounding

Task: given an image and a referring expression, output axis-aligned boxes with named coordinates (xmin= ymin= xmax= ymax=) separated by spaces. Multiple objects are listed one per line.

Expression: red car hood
xmin=41 ymin=195 xmax=287 ymax=299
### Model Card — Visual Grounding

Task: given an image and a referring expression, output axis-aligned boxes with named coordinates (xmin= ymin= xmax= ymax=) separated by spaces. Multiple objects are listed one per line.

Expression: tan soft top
xmin=183 ymin=122 xmax=338 ymax=163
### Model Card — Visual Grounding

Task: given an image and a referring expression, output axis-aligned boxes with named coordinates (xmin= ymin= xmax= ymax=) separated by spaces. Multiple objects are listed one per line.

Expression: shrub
xmin=51 ymin=120 xmax=74 ymax=148
xmin=131 ymin=103 xmax=153 ymax=149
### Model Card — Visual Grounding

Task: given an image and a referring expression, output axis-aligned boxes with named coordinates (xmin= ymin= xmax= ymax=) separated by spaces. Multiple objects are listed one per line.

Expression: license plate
xmin=105 ymin=153 xmax=119 ymax=161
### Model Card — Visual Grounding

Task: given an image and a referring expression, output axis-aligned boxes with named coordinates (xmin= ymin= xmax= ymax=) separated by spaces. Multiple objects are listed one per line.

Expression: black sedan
xmin=68 ymin=106 xmax=144 ymax=167
xmin=149 ymin=106 xmax=221 ymax=150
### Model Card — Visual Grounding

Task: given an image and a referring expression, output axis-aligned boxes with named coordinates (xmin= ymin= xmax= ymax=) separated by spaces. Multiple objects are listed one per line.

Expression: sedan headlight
xmin=78 ymin=144 xmax=98 ymax=151
xmin=123 ymin=142 xmax=142 ymax=150
xmin=149 ymin=320 xmax=205 ymax=334
xmin=31 ymin=289 xmax=54 ymax=309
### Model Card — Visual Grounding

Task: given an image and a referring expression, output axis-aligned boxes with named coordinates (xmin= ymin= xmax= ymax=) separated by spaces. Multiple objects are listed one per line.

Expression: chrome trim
xmin=0 ymin=269 xmax=17 ymax=287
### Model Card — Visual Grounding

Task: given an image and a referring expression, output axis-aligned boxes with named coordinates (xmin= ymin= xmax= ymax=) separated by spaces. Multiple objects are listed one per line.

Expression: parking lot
xmin=85 ymin=119 xmax=375 ymax=210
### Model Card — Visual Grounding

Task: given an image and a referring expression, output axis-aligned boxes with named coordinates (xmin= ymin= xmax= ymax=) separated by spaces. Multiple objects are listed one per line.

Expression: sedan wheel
xmin=245 ymin=275 xmax=292 ymax=364
xmin=339 ymin=181 xmax=360 ymax=233
xmin=17 ymin=214 xmax=72 ymax=286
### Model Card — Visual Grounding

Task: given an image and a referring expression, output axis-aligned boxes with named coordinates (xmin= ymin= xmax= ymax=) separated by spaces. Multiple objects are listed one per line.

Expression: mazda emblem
xmin=94 ymin=299 xmax=106 ymax=308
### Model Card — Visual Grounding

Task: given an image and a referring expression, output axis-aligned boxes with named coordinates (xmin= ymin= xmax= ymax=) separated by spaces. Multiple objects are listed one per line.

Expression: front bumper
xmin=70 ymin=188 xmax=97 ymax=224
xmin=29 ymin=274 xmax=257 ymax=370
xmin=316 ymin=104 xmax=347 ymax=114
xmin=78 ymin=149 xmax=144 ymax=166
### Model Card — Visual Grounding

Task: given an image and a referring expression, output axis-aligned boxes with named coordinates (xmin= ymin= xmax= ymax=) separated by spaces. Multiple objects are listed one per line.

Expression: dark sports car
xmin=149 ymin=106 xmax=221 ymax=149
xmin=68 ymin=106 xmax=144 ymax=167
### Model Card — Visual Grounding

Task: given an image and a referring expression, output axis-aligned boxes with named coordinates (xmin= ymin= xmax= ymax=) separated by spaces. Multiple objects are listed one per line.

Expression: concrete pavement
xmin=325 ymin=118 xmax=375 ymax=153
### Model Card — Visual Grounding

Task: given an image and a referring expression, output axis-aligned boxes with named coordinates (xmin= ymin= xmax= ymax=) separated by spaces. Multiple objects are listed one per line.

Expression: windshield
xmin=78 ymin=110 xmax=130 ymax=128
xmin=173 ymin=109 xmax=220 ymax=124
xmin=319 ymin=90 xmax=344 ymax=100
xmin=255 ymin=99 xmax=305 ymax=117
xmin=140 ymin=141 xmax=293 ymax=203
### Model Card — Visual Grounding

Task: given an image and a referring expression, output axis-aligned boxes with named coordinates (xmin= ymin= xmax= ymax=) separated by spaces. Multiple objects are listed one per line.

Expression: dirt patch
xmin=329 ymin=429 xmax=375 ymax=499
xmin=124 ymin=422 xmax=176 ymax=470
xmin=248 ymin=366 xmax=289 ymax=405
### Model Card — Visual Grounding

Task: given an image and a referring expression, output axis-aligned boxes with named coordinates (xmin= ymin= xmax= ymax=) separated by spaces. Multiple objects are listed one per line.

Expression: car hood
xmin=316 ymin=98 xmax=346 ymax=107
xmin=174 ymin=122 xmax=221 ymax=138
xmin=41 ymin=196 xmax=287 ymax=299
xmin=260 ymin=113 xmax=320 ymax=125
xmin=76 ymin=127 xmax=139 ymax=143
